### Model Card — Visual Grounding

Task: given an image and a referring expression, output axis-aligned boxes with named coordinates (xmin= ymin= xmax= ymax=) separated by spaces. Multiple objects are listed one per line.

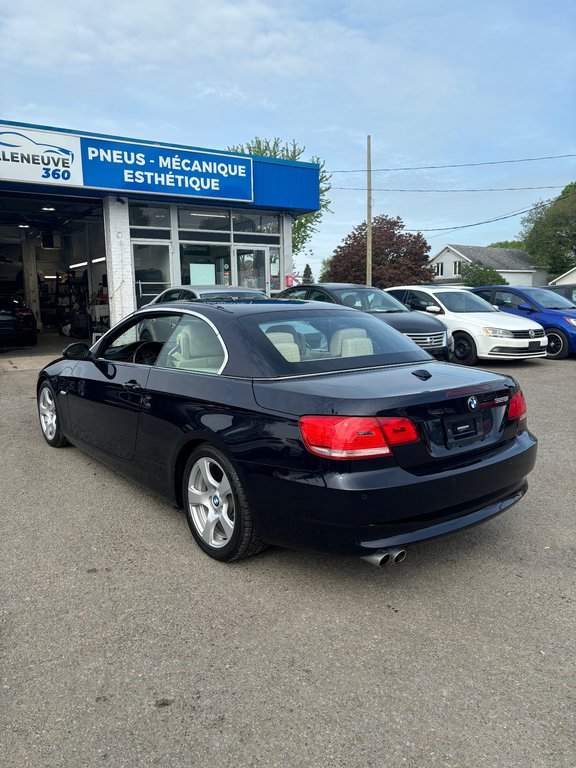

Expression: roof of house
xmin=437 ymin=244 xmax=541 ymax=271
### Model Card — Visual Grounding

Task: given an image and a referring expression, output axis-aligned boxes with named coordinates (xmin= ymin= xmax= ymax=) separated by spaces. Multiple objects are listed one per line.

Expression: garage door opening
xmin=0 ymin=192 xmax=105 ymax=337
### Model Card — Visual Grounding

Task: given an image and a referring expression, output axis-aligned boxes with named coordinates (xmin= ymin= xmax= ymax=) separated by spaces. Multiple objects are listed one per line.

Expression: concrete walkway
xmin=0 ymin=331 xmax=75 ymax=373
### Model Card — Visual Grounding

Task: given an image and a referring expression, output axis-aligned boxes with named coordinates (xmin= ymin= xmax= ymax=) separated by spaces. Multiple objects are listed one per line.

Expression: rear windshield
xmin=238 ymin=308 xmax=430 ymax=376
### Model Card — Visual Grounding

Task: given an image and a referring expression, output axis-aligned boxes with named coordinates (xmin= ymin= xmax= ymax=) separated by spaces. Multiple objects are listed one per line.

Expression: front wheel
xmin=182 ymin=446 xmax=267 ymax=561
xmin=545 ymin=328 xmax=569 ymax=360
xmin=452 ymin=332 xmax=478 ymax=365
xmin=37 ymin=381 xmax=69 ymax=447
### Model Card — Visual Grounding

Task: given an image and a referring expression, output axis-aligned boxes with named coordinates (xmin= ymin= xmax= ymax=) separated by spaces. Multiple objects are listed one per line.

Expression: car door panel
xmin=66 ymin=359 xmax=150 ymax=461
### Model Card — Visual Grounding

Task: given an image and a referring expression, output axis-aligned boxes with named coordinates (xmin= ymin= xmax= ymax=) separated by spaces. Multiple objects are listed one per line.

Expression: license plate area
xmin=528 ymin=340 xmax=540 ymax=350
xmin=443 ymin=413 xmax=483 ymax=448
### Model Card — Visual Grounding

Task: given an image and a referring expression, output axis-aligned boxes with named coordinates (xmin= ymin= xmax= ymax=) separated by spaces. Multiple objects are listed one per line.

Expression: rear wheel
xmin=545 ymin=328 xmax=569 ymax=359
xmin=182 ymin=445 xmax=267 ymax=561
xmin=37 ymin=381 xmax=69 ymax=447
xmin=452 ymin=332 xmax=478 ymax=365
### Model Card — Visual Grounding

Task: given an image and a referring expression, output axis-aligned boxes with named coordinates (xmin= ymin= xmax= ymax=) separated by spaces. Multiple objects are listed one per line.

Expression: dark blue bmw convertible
xmin=37 ymin=299 xmax=537 ymax=565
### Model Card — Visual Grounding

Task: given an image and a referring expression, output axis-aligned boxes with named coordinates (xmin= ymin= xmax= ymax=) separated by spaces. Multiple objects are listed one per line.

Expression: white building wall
xmin=500 ymin=270 xmax=548 ymax=287
xmin=102 ymin=196 xmax=133 ymax=326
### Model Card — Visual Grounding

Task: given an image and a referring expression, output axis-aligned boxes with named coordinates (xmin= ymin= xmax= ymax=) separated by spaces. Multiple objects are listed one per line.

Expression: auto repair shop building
xmin=0 ymin=119 xmax=320 ymax=331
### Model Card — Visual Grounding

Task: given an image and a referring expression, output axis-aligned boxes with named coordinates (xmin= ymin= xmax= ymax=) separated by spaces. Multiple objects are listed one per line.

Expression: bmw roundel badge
xmin=467 ymin=395 xmax=479 ymax=412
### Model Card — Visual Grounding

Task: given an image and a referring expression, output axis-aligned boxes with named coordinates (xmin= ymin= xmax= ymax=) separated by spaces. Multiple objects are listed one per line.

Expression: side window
xmin=494 ymin=291 xmax=525 ymax=310
xmin=407 ymin=291 xmax=439 ymax=312
xmin=474 ymin=290 xmax=492 ymax=303
xmin=159 ymin=315 xmax=226 ymax=373
xmin=99 ymin=314 xmax=180 ymax=364
xmin=284 ymin=288 xmax=308 ymax=300
xmin=308 ymin=289 xmax=334 ymax=303
xmin=387 ymin=290 xmax=407 ymax=306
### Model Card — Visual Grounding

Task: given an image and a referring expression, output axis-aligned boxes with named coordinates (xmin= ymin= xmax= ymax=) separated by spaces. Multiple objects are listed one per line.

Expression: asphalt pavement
xmin=1 ymin=343 xmax=574 ymax=767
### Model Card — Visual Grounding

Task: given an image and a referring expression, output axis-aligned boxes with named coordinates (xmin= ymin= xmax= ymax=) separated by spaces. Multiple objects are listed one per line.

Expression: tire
xmin=182 ymin=445 xmax=267 ymax=562
xmin=452 ymin=332 xmax=478 ymax=365
xmin=37 ymin=381 xmax=69 ymax=447
xmin=545 ymin=328 xmax=569 ymax=360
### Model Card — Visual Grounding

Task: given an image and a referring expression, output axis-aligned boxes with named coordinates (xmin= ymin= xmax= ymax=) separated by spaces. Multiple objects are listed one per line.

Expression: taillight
xmin=299 ymin=415 xmax=419 ymax=460
xmin=508 ymin=390 xmax=527 ymax=422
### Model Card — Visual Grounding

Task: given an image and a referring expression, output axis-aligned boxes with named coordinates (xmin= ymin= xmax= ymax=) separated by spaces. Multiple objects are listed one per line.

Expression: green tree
xmin=520 ymin=183 xmax=576 ymax=278
xmin=318 ymin=257 xmax=332 ymax=282
xmin=322 ymin=215 xmax=434 ymax=287
xmin=302 ymin=263 xmax=314 ymax=284
xmin=487 ymin=240 xmax=524 ymax=249
xmin=460 ymin=262 xmax=508 ymax=286
xmin=227 ymin=137 xmax=331 ymax=257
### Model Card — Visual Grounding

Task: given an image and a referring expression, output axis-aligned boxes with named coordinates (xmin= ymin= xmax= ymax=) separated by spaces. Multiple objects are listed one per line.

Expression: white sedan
xmin=386 ymin=286 xmax=547 ymax=365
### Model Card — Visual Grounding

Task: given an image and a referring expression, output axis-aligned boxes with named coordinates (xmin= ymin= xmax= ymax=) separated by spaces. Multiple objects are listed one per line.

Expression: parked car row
xmin=278 ymin=282 xmax=576 ymax=365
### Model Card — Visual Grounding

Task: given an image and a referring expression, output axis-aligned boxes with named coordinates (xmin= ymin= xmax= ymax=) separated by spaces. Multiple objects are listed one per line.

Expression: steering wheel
xmin=132 ymin=341 xmax=163 ymax=365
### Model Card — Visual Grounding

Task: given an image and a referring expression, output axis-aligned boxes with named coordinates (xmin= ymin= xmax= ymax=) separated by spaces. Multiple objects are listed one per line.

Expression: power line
xmin=329 ymin=153 xmax=576 ymax=174
xmin=403 ymin=187 xmax=576 ymax=233
xmin=332 ymin=184 xmax=565 ymax=193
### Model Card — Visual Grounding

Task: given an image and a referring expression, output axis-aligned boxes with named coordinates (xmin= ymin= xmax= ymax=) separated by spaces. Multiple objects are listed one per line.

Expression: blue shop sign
xmin=0 ymin=120 xmax=319 ymax=213
xmin=0 ymin=123 xmax=253 ymax=202
xmin=81 ymin=139 xmax=253 ymax=202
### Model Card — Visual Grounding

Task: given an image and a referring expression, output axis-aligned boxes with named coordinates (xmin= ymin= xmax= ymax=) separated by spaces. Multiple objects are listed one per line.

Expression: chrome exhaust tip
xmin=361 ymin=547 xmax=407 ymax=567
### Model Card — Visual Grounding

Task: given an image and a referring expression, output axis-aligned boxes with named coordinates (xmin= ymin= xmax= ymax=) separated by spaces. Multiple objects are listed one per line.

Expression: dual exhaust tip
xmin=361 ymin=547 xmax=407 ymax=567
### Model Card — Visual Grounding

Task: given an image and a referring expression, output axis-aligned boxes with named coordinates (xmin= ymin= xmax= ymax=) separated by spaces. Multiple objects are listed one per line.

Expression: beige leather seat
xmin=170 ymin=322 xmax=225 ymax=371
xmin=330 ymin=328 xmax=372 ymax=357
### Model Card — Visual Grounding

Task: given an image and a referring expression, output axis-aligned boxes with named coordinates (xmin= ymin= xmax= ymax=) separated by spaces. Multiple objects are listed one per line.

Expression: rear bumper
xmin=242 ymin=430 xmax=537 ymax=555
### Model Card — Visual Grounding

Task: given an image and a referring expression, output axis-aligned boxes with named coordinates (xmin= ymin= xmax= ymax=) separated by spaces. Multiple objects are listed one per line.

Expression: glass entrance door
xmin=236 ymin=248 xmax=266 ymax=291
xmin=132 ymin=243 xmax=171 ymax=307
xmin=235 ymin=246 xmax=281 ymax=294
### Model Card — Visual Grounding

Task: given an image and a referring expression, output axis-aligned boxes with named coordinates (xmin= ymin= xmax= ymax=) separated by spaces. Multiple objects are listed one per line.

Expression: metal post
xmin=366 ymin=135 xmax=372 ymax=286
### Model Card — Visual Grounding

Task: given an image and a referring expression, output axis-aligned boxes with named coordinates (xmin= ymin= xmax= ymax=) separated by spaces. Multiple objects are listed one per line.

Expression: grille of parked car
xmin=510 ymin=329 xmax=546 ymax=339
xmin=405 ymin=331 xmax=446 ymax=348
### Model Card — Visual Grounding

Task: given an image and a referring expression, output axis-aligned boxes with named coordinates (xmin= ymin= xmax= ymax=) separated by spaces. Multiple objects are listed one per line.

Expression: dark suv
xmin=276 ymin=283 xmax=452 ymax=358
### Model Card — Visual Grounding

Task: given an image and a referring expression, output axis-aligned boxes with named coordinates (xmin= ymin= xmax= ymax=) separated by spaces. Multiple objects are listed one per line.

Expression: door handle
xmin=123 ymin=380 xmax=141 ymax=391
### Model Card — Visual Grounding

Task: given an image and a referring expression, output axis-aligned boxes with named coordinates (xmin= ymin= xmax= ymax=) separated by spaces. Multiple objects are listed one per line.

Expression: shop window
xmin=180 ymin=244 xmax=231 ymax=285
xmin=129 ymin=203 xmax=170 ymax=228
xmin=232 ymin=212 xmax=280 ymax=235
xmin=178 ymin=207 xmax=230 ymax=231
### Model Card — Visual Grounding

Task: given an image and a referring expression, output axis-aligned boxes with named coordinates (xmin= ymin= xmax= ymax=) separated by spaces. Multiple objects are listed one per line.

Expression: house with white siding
xmin=430 ymin=244 xmax=548 ymax=286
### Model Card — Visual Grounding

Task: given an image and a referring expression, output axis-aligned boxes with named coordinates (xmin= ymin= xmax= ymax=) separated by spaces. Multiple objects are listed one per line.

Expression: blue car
xmin=470 ymin=286 xmax=576 ymax=360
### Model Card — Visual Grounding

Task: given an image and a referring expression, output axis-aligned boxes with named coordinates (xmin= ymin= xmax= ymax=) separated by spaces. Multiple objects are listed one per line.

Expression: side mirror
xmin=63 ymin=342 xmax=91 ymax=360
xmin=517 ymin=303 xmax=533 ymax=312
xmin=425 ymin=305 xmax=441 ymax=314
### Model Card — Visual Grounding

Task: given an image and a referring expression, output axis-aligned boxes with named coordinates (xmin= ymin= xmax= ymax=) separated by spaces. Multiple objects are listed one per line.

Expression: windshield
xmin=437 ymin=291 xmax=497 ymax=313
xmin=239 ymin=307 xmax=430 ymax=376
xmin=331 ymin=287 xmax=407 ymax=312
xmin=521 ymin=287 xmax=576 ymax=309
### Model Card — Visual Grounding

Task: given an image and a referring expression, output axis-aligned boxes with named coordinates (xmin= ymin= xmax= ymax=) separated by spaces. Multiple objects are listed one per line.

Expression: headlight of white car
xmin=563 ymin=317 xmax=576 ymax=327
xmin=482 ymin=327 xmax=514 ymax=338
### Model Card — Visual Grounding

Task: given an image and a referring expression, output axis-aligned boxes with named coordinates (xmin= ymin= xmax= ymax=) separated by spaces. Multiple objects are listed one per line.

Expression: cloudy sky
xmin=1 ymin=0 xmax=575 ymax=276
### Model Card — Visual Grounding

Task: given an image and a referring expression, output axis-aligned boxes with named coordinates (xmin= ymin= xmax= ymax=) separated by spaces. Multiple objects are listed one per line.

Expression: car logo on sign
xmin=467 ymin=396 xmax=479 ymax=412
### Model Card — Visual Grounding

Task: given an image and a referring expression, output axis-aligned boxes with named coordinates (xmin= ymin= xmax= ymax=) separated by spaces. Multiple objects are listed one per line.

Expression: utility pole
xmin=366 ymin=134 xmax=372 ymax=286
